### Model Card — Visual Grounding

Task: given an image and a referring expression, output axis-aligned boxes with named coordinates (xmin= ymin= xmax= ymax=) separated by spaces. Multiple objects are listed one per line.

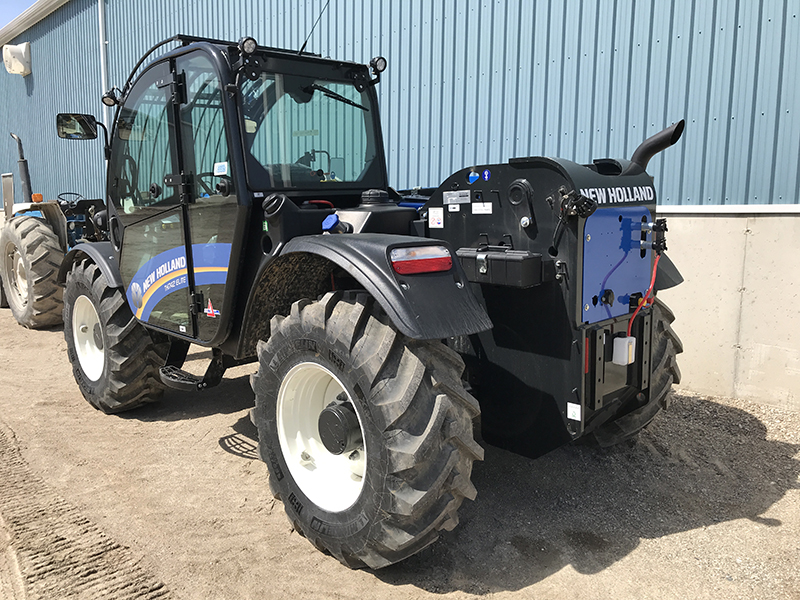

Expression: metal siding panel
xmin=0 ymin=0 xmax=105 ymax=202
xmin=728 ymin=1 xmax=761 ymax=205
xmin=2 ymin=0 xmax=799 ymax=203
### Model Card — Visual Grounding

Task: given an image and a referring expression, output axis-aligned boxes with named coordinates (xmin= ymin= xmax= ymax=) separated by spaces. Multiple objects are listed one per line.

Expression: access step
xmin=159 ymin=365 xmax=204 ymax=392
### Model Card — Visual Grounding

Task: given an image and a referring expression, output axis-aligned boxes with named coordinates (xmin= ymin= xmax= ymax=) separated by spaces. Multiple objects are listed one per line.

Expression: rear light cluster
xmin=390 ymin=246 xmax=453 ymax=275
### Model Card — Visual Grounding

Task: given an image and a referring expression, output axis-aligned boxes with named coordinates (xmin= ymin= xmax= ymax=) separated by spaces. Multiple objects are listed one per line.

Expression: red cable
xmin=627 ymin=253 xmax=661 ymax=337
xmin=308 ymin=199 xmax=335 ymax=208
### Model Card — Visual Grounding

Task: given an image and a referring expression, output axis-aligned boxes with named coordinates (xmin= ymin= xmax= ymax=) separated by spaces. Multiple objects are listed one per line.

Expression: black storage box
xmin=456 ymin=248 xmax=543 ymax=288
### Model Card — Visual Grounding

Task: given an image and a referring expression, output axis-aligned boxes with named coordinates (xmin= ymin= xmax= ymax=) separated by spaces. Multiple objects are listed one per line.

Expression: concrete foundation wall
xmin=658 ymin=212 xmax=800 ymax=411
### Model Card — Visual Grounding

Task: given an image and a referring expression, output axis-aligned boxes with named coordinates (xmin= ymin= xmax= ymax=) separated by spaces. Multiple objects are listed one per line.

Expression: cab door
xmin=109 ymin=60 xmax=194 ymax=336
xmin=175 ymin=51 xmax=240 ymax=343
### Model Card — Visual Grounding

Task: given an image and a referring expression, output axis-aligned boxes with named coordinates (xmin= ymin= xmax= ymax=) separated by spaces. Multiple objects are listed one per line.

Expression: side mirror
xmin=56 ymin=113 xmax=98 ymax=140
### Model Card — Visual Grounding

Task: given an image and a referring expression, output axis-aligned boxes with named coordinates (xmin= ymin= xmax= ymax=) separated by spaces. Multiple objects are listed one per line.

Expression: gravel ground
xmin=1 ymin=309 xmax=799 ymax=599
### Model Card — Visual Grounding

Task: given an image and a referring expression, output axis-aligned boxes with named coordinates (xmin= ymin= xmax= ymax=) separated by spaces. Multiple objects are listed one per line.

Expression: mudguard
xmin=654 ymin=252 xmax=683 ymax=291
xmin=282 ymin=233 xmax=493 ymax=340
xmin=57 ymin=241 xmax=123 ymax=288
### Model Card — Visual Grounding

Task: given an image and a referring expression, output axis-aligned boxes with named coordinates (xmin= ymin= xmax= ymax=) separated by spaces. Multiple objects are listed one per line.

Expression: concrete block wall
xmin=658 ymin=212 xmax=800 ymax=411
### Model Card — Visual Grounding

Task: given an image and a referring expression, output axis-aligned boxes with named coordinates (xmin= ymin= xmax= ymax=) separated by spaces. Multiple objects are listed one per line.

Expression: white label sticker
xmin=443 ymin=190 xmax=471 ymax=205
xmin=448 ymin=203 xmax=460 ymax=212
xmin=472 ymin=202 xmax=492 ymax=214
xmin=567 ymin=402 xmax=582 ymax=421
xmin=213 ymin=161 xmax=228 ymax=176
xmin=428 ymin=207 xmax=444 ymax=229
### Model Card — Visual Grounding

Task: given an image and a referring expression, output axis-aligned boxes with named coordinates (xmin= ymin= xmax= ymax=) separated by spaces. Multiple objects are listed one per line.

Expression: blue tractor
xmin=0 ymin=132 xmax=105 ymax=327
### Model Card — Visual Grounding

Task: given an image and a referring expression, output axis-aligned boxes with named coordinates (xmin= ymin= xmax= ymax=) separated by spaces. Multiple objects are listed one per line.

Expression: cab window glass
xmin=108 ymin=63 xmax=176 ymax=224
xmin=179 ymin=54 xmax=232 ymax=197
xmin=241 ymin=73 xmax=380 ymax=189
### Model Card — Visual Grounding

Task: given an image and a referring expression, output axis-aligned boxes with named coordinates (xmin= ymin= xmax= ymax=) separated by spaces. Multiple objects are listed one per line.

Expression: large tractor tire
xmin=63 ymin=258 xmax=168 ymax=413
xmin=0 ymin=215 xmax=63 ymax=328
xmin=251 ymin=292 xmax=483 ymax=569
xmin=592 ymin=297 xmax=683 ymax=446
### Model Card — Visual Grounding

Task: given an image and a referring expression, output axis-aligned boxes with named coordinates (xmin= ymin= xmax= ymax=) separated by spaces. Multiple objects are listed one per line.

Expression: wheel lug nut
xmin=80 ymin=325 xmax=88 ymax=333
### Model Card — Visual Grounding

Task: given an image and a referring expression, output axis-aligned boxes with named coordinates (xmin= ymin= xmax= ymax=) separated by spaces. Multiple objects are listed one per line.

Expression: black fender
xmin=57 ymin=241 xmax=123 ymax=288
xmin=279 ymin=233 xmax=492 ymax=340
xmin=654 ymin=252 xmax=683 ymax=292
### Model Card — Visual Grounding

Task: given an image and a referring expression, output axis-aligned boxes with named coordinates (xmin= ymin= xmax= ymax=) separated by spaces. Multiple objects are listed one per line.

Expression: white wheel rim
xmin=13 ymin=249 xmax=27 ymax=301
xmin=277 ymin=362 xmax=367 ymax=513
xmin=4 ymin=244 xmax=27 ymax=305
xmin=72 ymin=295 xmax=105 ymax=382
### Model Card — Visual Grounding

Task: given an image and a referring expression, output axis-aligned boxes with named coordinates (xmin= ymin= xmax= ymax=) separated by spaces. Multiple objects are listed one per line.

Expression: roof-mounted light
xmin=101 ymin=87 xmax=119 ymax=107
xmin=370 ymin=56 xmax=387 ymax=75
xmin=238 ymin=36 xmax=258 ymax=55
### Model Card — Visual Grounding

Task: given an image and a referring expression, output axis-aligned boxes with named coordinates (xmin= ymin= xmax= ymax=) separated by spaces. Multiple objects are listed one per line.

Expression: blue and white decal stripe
xmin=125 ymin=243 xmax=231 ymax=321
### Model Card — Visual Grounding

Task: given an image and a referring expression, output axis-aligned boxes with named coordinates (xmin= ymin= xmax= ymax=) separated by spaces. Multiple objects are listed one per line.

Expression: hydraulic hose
xmin=627 ymin=253 xmax=661 ymax=338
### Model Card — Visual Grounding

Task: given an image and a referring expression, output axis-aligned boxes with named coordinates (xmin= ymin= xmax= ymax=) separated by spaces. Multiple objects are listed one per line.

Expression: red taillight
xmin=390 ymin=246 xmax=453 ymax=275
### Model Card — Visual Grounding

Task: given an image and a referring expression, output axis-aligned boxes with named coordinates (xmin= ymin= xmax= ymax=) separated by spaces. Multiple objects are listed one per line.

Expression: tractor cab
xmin=81 ymin=38 xmax=391 ymax=346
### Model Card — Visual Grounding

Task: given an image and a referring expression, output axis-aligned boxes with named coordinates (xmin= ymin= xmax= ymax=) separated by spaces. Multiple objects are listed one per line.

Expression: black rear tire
xmin=591 ymin=297 xmax=683 ymax=446
xmin=0 ymin=216 xmax=63 ymax=328
xmin=63 ymin=258 xmax=168 ymax=413
xmin=0 ymin=277 xmax=7 ymax=308
xmin=251 ymin=292 xmax=483 ymax=569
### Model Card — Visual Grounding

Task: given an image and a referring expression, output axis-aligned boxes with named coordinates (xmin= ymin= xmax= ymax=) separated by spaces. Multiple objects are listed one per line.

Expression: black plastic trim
xmin=282 ymin=234 xmax=493 ymax=340
xmin=57 ymin=241 xmax=123 ymax=288
xmin=654 ymin=252 xmax=683 ymax=291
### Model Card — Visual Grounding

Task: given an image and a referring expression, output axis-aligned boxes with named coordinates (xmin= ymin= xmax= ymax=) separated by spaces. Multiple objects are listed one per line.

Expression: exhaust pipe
xmin=624 ymin=119 xmax=685 ymax=175
xmin=9 ymin=133 xmax=33 ymax=204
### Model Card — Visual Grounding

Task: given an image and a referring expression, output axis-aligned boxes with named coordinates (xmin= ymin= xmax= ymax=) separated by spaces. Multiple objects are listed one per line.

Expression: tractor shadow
xmin=375 ymin=393 xmax=800 ymax=594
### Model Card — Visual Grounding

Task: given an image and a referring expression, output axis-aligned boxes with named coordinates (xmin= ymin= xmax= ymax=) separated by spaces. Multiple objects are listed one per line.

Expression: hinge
xmin=156 ymin=71 xmax=187 ymax=105
xmin=189 ymin=291 xmax=204 ymax=315
xmin=164 ymin=172 xmax=194 ymax=204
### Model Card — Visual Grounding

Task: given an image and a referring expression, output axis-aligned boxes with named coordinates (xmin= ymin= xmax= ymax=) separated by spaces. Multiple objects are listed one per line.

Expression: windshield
xmin=239 ymin=72 xmax=384 ymax=190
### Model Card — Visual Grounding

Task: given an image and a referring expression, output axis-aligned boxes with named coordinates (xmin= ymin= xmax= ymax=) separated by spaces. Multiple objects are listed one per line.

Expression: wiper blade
xmin=307 ymin=83 xmax=368 ymax=111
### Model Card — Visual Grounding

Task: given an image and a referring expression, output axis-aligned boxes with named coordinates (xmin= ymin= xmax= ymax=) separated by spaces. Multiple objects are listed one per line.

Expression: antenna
xmin=299 ymin=0 xmax=331 ymax=55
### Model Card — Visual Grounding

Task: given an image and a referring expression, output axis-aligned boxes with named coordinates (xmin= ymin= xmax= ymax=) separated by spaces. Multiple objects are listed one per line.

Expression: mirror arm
xmin=95 ymin=121 xmax=111 ymax=160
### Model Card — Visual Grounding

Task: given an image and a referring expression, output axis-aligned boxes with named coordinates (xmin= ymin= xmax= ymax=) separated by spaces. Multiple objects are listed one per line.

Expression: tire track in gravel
xmin=0 ymin=419 xmax=172 ymax=600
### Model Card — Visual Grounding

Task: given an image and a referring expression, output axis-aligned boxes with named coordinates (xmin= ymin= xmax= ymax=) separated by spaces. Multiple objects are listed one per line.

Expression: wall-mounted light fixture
xmin=3 ymin=42 xmax=31 ymax=76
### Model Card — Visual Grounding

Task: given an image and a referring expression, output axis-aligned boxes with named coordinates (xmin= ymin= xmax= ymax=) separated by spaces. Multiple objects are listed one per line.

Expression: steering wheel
xmin=58 ymin=192 xmax=86 ymax=206
xmin=118 ymin=155 xmax=139 ymax=203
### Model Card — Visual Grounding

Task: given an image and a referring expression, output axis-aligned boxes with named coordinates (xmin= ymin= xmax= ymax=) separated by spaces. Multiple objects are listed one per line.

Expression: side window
xmin=108 ymin=62 xmax=177 ymax=225
xmin=179 ymin=55 xmax=232 ymax=194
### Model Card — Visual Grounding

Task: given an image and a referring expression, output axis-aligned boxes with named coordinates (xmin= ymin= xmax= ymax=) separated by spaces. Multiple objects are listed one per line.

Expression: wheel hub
xmin=276 ymin=362 xmax=367 ymax=513
xmin=318 ymin=402 xmax=362 ymax=455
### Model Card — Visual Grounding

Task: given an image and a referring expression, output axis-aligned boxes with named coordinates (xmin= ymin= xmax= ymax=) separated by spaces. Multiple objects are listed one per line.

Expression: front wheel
xmin=0 ymin=216 xmax=63 ymax=327
xmin=251 ymin=292 xmax=484 ymax=569
xmin=63 ymin=258 xmax=168 ymax=413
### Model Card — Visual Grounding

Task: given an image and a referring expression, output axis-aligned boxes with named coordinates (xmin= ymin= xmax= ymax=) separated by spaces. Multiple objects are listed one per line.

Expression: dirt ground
xmin=1 ymin=309 xmax=799 ymax=600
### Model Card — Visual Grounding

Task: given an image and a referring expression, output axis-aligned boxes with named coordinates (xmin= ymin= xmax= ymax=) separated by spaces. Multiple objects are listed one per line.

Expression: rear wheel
xmin=591 ymin=297 xmax=683 ymax=446
xmin=251 ymin=292 xmax=483 ymax=569
xmin=0 ymin=216 xmax=63 ymax=327
xmin=63 ymin=258 xmax=168 ymax=413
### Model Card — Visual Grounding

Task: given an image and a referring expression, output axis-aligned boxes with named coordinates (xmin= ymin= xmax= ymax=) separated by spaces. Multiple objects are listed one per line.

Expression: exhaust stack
xmin=624 ymin=120 xmax=685 ymax=175
xmin=9 ymin=133 xmax=33 ymax=204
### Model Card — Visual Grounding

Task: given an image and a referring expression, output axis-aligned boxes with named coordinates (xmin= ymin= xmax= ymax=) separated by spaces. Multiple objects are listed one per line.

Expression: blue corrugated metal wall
xmin=0 ymin=0 xmax=106 ymax=202
xmin=1 ymin=0 xmax=799 ymax=205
